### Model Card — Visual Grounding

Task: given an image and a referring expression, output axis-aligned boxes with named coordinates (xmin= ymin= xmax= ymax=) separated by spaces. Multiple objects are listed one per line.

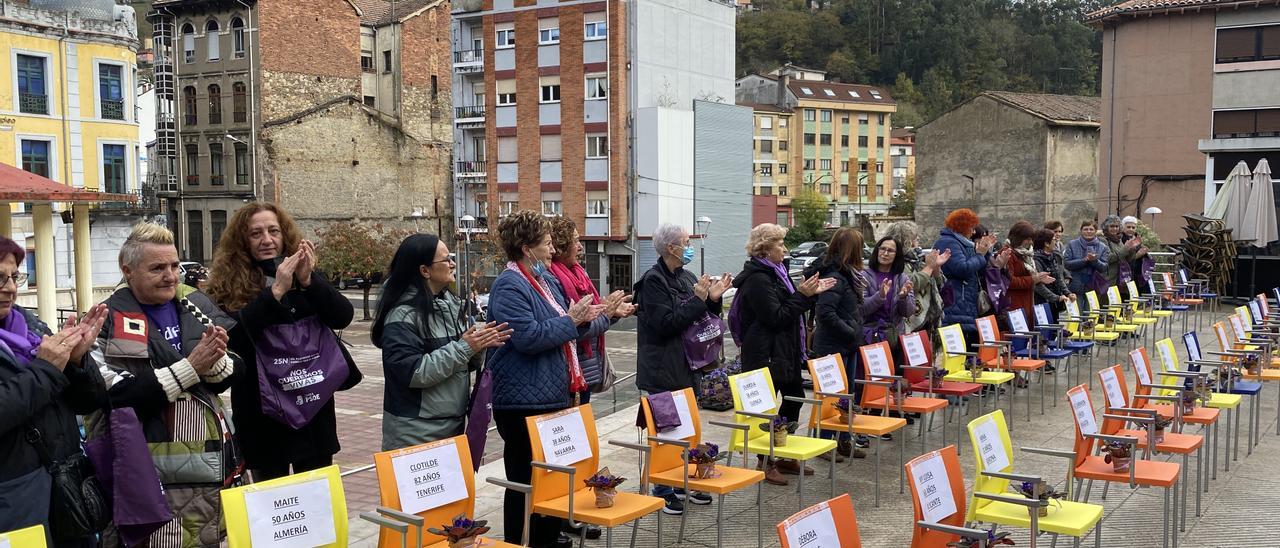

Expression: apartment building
xmin=736 ymin=65 xmax=896 ymax=227
xmin=453 ymin=0 xmax=745 ymax=289
xmin=1 ymin=0 xmax=157 ymax=292
xmin=150 ymin=0 xmax=453 ymax=262
xmin=1088 ymin=0 xmax=1280 ymax=241
xmin=890 ymin=127 xmax=914 ymax=191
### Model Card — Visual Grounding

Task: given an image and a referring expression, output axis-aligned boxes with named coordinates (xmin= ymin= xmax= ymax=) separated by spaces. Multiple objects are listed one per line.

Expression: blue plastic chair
xmin=1182 ymin=330 xmax=1262 ymax=461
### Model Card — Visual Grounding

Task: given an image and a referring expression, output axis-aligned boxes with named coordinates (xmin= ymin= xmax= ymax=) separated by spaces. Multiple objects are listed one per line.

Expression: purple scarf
xmin=0 ymin=308 xmax=42 ymax=366
xmin=755 ymin=257 xmax=807 ymax=360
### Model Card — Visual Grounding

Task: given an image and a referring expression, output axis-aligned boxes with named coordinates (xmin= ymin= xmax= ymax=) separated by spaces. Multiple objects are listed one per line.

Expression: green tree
xmin=315 ymin=221 xmax=411 ymax=320
xmin=890 ymin=173 xmax=916 ymax=217
xmin=786 ymin=188 xmax=829 ymax=247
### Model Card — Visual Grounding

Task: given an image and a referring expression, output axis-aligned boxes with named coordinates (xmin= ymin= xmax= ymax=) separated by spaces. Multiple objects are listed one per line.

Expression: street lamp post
xmin=696 ymin=216 xmax=712 ymax=276
xmin=459 ymin=214 xmax=476 ymax=326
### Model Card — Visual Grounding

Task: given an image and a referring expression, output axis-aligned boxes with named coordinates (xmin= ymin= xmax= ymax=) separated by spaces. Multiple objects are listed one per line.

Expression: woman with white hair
xmin=730 ymin=223 xmax=834 ymax=479
xmin=635 ymin=222 xmax=730 ymax=513
xmin=1120 ymin=215 xmax=1149 ymax=297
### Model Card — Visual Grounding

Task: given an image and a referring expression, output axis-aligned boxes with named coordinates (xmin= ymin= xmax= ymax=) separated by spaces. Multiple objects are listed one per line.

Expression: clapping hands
xmin=797 ymin=273 xmax=836 ymax=297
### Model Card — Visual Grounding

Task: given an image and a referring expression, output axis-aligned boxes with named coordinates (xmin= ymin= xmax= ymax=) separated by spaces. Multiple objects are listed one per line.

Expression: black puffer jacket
xmin=635 ymin=261 xmax=722 ymax=393
xmin=809 ymin=260 xmax=865 ymax=360
xmin=732 ymin=259 xmax=816 ymax=385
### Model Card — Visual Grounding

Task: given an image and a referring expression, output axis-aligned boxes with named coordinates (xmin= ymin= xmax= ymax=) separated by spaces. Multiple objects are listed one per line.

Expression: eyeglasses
xmin=0 ymin=273 xmax=28 ymax=287
xmin=430 ymin=253 xmax=457 ymax=266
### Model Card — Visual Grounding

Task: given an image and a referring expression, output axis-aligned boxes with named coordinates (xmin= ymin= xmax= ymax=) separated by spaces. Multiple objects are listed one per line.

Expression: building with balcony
xmin=1086 ymin=0 xmax=1280 ymax=247
xmin=150 ymin=0 xmax=453 ymax=262
xmin=452 ymin=0 xmax=749 ymax=289
xmin=736 ymin=65 xmax=897 ymax=227
xmin=890 ymin=127 xmax=914 ymax=191
xmin=0 ymin=0 xmax=163 ymax=304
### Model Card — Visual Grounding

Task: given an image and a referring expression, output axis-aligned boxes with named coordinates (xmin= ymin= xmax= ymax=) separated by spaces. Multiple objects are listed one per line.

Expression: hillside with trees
xmin=737 ymin=0 xmax=1112 ymax=126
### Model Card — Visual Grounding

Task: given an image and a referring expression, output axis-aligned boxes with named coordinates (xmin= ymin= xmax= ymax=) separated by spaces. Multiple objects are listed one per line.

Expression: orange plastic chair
xmin=859 ymin=340 xmax=950 ymax=454
xmin=776 ymin=494 xmax=862 ymax=548
xmin=368 ymin=435 xmax=522 ymax=548
xmin=1095 ymin=365 xmax=1204 ymax=531
xmin=905 ymin=445 xmax=1004 ymax=548
xmin=1065 ymin=384 xmax=1181 ymax=548
xmin=1127 ymin=347 xmax=1221 ymax=460
xmin=526 ymin=404 xmax=665 ymax=547
xmin=639 ymin=388 xmax=765 ymax=548
xmin=803 ymin=352 xmax=908 ymax=507
xmin=977 ymin=315 xmax=1048 ymax=422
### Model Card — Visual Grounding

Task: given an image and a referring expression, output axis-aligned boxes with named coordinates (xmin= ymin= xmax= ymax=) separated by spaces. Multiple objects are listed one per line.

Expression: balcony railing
xmin=211 ymin=175 xmax=224 ymax=185
xmin=455 ymin=105 xmax=485 ymax=120
xmin=453 ymin=49 xmax=483 ymax=64
xmin=236 ymin=173 xmax=249 ymax=185
xmin=186 ymin=175 xmax=199 ymax=185
xmin=19 ymin=92 xmax=47 ymax=115
xmin=101 ymin=99 xmax=125 ymax=120
xmin=209 ymin=111 xmax=222 ymax=125
xmin=233 ymin=109 xmax=246 ymax=124
xmin=184 ymin=114 xmax=197 ymax=125
xmin=456 ymin=161 xmax=486 ymax=174
xmin=98 ymin=185 xmax=162 ymax=214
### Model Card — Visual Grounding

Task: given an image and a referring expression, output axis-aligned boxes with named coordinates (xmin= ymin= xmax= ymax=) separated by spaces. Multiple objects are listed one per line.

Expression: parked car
xmin=330 ymin=272 xmax=383 ymax=290
xmin=179 ymin=261 xmax=208 ymax=288
xmin=789 ymin=241 xmax=828 ymax=258
xmin=786 ymin=255 xmax=820 ymax=278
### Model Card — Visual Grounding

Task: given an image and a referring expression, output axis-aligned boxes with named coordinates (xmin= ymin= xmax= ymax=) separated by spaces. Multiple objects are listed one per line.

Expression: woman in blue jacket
xmin=933 ymin=209 xmax=995 ymax=343
xmin=487 ymin=210 xmax=605 ymax=548
xmin=1063 ymin=220 xmax=1109 ymax=312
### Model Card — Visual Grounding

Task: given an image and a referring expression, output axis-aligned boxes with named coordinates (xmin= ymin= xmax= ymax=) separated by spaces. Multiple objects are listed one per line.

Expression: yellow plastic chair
xmin=728 ymin=367 xmax=839 ymax=509
xmin=1107 ymin=285 xmax=1158 ymax=346
xmin=801 ymin=353 xmax=907 ymax=507
xmin=938 ymin=323 xmax=1016 ymax=417
xmin=526 ymin=404 xmax=664 ymax=548
xmin=1061 ymin=299 xmax=1122 ymax=375
xmin=776 ymin=494 xmax=862 ymax=548
xmin=366 ymin=435 xmax=522 ymax=548
xmin=640 ymin=388 xmax=766 ymax=548
xmin=222 ymin=465 xmax=348 ymax=548
xmin=966 ymin=410 xmax=1104 ymax=547
xmin=1084 ymin=290 xmax=1140 ymax=338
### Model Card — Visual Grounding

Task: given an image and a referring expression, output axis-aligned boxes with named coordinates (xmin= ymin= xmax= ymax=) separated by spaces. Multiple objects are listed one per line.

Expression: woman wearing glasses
xmin=0 ymin=236 xmax=108 ymax=547
xmin=373 ymin=234 xmax=512 ymax=450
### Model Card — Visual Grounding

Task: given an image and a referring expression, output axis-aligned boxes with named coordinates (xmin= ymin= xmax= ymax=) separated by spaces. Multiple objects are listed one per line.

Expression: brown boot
xmin=838 ymin=439 xmax=868 ymax=459
xmin=775 ymin=458 xmax=815 ymax=476
xmin=756 ymin=456 xmax=789 ymax=485
xmin=817 ymin=450 xmax=845 ymax=463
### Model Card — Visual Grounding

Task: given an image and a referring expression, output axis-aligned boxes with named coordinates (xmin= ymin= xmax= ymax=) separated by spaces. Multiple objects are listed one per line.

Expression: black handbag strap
xmin=24 ymin=425 xmax=57 ymax=468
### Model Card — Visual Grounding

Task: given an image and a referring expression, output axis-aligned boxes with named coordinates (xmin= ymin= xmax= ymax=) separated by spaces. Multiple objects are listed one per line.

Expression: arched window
xmin=181 ymin=23 xmax=195 ymax=63
xmin=182 ymin=85 xmax=197 ymax=125
xmin=208 ymin=84 xmax=222 ymax=124
xmin=205 ymin=20 xmax=220 ymax=61
xmin=232 ymin=82 xmax=247 ymax=123
xmin=231 ymin=17 xmax=246 ymax=58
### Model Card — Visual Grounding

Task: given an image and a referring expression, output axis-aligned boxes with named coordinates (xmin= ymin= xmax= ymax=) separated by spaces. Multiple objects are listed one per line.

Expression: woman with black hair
xmin=861 ymin=236 xmax=916 ymax=368
xmin=374 ymin=233 xmax=511 ymax=450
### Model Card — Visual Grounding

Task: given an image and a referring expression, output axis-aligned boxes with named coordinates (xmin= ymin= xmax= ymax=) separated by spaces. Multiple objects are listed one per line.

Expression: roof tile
xmin=983 ymin=91 xmax=1101 ymax=125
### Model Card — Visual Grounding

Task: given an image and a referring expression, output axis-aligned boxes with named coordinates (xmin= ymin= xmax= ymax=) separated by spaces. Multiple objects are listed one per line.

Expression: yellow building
xmin=1 ymin=2 xmax=140 ymax=198
xmin=0 ymin=2 xmax=139 ymax=322
xmin=737 ymin=65 xmax=897 ymax=226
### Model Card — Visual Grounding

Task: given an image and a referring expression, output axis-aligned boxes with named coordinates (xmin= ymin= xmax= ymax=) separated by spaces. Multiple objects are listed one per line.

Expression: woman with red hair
xmin=934 ymin=209 xmax=996 ymax=342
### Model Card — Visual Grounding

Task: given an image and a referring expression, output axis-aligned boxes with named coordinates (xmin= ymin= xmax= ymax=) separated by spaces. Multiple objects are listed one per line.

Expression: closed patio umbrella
xmin=1238 ymin=159 xmax=1278 ymax=298
xmin=1211 ymin=161 xmax=1252 ymax=230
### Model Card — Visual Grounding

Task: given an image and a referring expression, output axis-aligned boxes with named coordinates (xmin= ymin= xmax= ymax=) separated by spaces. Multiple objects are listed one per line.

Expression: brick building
xmin=149 ymin=0 xmax=453 ymax=261
xmin=452 ymin=0 xmax=746 ymax=290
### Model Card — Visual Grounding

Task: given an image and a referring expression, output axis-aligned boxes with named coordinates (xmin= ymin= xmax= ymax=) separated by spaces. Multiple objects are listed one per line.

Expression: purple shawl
xmin=0 ymin=307 xmax=43 ymax=366
xmin=756 ymin=257 xmax=807 ymax=360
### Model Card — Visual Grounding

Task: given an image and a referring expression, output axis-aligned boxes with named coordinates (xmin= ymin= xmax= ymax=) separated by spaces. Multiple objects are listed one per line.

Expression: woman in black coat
xmin=807 ymin=228 xmax=869 ymax=460
xmin=207 ymin=204 xmax=361 ymax=481
xmin=0 ymin=240 xmax=108 ymax=547
xmin=730 ymin=224 xmax=833 ymax=477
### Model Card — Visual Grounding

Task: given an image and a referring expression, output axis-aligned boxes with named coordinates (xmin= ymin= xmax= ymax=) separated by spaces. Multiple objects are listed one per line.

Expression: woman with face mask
xmin=487 ymin=210 xmax=606 ymax=548
xmin=1099 ymin=215 xmax=1140 ymax=306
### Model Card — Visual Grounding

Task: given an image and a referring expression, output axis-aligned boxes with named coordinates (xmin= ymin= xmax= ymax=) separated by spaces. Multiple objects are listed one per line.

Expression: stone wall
xmin=257 ymin=0 xmax=362 ymax=120
xmin=260 ymin=99 xmax=451 ymax=237
xmin=400 ymin=6 xmax=453 ymax=142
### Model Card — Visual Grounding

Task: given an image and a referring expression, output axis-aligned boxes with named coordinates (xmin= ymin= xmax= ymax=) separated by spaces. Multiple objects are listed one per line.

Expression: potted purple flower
xmin=887 ymin=377 xmax=910 ymax=406
xmin=1143 ymin=416 xmax=1173 ymax=444
xmin=426 ymin=514 xmax=491 ymax=548
xmin=1217 ymin=366 xmax=1242 ymax=392
xmin=686 ymin=443 xmax=722 ymax=479
xmin=1180 ymin=389 xmax=1204 ymax=415
xmin=757 ymin=415 xmax=796 ymax=447
xmin=1241 ymin=352 xmax=1262 ymax=376
xmin=583 ymin=467 xmax=626 ymax=508
xmin=1008 ymin=479 xmax=1067 ymax=517
xmin=1100 ymin=441 xmax=1132 ymax=472
xmin=947 ymin=527 xmax=1016 ymax=547
xmin=833 ymin=398 xmax=862 ymax=424
xmin=1080 ymin=317 xmax=1096 ymax=338
xmin=930 ymin=366 xmax=949 ymax=388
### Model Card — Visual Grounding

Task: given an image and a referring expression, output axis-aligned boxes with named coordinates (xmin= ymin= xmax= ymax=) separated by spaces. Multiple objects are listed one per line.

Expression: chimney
xmin=776 ymin=73 xmax=789 ymax=109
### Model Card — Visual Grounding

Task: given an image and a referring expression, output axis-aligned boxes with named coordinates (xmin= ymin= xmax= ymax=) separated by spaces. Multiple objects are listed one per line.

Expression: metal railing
xmin=455 ymin=160 xmax=486 ymax=174
xmin=19 ymin=92 xmax=47 ymax=115
xmin=100 ymin=99 xmax=125 ymax=120
xmin=453 ymin=49 xmax=483 ymax=64
xmin=210 ymin=175 xmax=224 ymax=185
xmin=97 ymin=185 xmax=162 ymax=213
xmin=454 ymin=105 xmax=485 ymax=119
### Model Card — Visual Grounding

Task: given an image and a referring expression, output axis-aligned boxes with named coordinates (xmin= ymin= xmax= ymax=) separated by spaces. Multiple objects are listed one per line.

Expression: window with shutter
xmin=1216 ymin=27 xmax=1257 ymax=62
